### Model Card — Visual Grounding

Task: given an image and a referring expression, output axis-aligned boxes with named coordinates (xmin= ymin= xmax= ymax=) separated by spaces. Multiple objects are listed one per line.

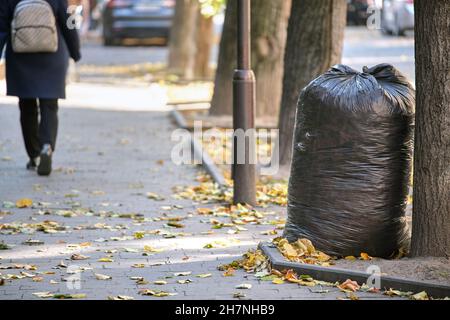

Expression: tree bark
xmin=210 ymin=0 xmax=291 ymax=117
xmin=209 ymin=0 xmax=237 ymax=115
xmin=276 ymin=0 xmax=347 ymax=170
xmin=411 ymin=0 xmax=450 ymax=257
xmin=194 ymin=13 xmax=214 ymax=79
xmin=168 ymin=0 xmax=199 ymax=79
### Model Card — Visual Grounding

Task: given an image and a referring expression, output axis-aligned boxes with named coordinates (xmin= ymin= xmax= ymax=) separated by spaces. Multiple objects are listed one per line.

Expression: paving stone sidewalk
xmin=0 ymin=103 xmax=399 ymax=300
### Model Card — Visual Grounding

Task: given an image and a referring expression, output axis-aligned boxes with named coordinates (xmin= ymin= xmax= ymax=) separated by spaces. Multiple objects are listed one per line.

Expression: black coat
xmin=0 ymin=0 xmax=81 ymax=99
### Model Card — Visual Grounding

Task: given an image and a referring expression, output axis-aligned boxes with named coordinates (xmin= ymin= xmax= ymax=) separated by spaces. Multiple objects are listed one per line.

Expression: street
xmin=0 ymin=26 xmax=414 ymax=300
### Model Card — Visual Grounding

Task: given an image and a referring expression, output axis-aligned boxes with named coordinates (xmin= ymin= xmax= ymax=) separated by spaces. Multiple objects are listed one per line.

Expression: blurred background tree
xmin=168 ymin=0 xmax=224 ymax=80
xmin=194 ymin=0 xmax=225 ymax=78
xmin=209 ymin=0 xmax=292 ymax=118
xmin=168 ymin=0 xmax=199 ymax=79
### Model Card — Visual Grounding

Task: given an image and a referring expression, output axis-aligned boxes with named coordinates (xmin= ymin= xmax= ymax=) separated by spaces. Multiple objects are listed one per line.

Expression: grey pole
xmin=232 ymin=0 xmax=256 ymax=205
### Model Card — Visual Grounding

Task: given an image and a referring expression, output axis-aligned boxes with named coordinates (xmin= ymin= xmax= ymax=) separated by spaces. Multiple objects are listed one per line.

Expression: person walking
xmin=0 ymin=0 xmax=81 ymax=176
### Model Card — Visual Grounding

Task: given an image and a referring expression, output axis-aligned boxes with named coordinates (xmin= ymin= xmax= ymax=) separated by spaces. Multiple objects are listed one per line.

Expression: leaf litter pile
xmin=0 ymin=172 xmax=290 ymax=300
xmin=1 ymin=175 xmax=444 ymax=300
xmin=217 ymin=244 xmax=436 ymax=300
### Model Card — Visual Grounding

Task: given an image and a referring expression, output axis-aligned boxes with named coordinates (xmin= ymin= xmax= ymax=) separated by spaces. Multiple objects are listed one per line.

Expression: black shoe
xmin=37 ymin=144 xmax=52 ymax=176
xmin=26 ymin=157 xmax=39 ymax=171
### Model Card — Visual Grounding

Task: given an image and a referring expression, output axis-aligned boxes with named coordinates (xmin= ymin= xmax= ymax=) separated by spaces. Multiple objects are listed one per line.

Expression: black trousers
xmin=19 ymin=98 xmax=58 ymax=159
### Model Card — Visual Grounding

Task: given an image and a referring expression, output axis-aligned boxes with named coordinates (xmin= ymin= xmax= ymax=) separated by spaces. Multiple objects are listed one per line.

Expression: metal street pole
xmin=232 ymin=0 xmax=256 ymax=206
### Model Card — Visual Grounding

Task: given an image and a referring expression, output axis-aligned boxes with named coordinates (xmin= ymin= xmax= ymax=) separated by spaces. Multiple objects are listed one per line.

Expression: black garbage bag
xmin=284 ymin=64 xmax=415 ymax=258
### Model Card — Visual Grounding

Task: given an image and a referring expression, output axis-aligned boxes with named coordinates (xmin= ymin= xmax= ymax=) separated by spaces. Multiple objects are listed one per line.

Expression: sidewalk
xmin=0 ymin=95 xmax=401 ymax=300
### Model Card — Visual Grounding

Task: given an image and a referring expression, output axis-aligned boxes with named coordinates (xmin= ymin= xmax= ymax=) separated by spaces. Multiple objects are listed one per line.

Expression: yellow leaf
xmin=360 ymin=252 xmax=372 ymax=261
xmin=134 ymin=232 xmax=145 ymax=239
xmin=282 ymin=243 xmax=298 ymax=258
xmin=317 ymin=252 xmax=331 ymax=262
xmin=347 ymin=292 xmax=360 ymax=300
xmin=143 ymin=245 xmax=164 ymax=253
xmin=223 ymin=268 xmax=235 ymax=277
xmin=16 ymin=198 xmax=33 ymax=208
xmin=345 ymin=256 xmax=357 ymax=261
xmin=98 ymin=257 xmax=114 ymax=262
xmin=272 ymin=278 xmax=285 ymax=284
xmin=298 ymin=239 xmax=315 ymax=254
xmin=297 ymin=280 xmax=317 ymax=287
xmin=411 ymin=291 xmax=429 ymax=300
xmin=197 ymin=208 xmax=213 ymax=215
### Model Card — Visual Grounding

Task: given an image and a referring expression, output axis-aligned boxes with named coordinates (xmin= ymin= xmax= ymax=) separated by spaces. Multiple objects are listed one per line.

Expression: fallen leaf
xmin=233 ymin=292 xmax=246 ymax=298
xmin=411 ymin=291 xmax=429 ymax=300
xmin=384 ymin=288 xmax=413 ymax=297
xmin=95 ymin=273 xmax=112 ymax=280
xmin=139 ymin=289 xmax=177 ymax=297
xmin=16 ymin=198 xmax=33 ymax=208
xmin=177 ymin=279 xmax=192 ymax=284
xmin=143 ymin=245 xmax=164 ymax=253
xmin=108 ymin=295 xmax=134 ymax=300
xmin=260 ymin=275 xmax=277 ymax=281
xmin=223 ymin=268 xmax=235 ymax=277
xmin=134 ymin=232 xmax=145 ymax=239
xmin=167 ymin=222 xmax=185 ymax=229
xmin=196 ymin=273 xmax=212 ymax=278
xmin=71 ymin=254 xmax=89 ymax=261
xmin=344 ymin=256 xmax=357 ymax=261
xmin=272 ymin=278 xmax=285 ymax=284
xmin=0 ymin=242 xmax=9 ymax=250
xmin=146 ymin=192 xmax=165 ymax=201
xmin=174 ymin=271 xmax=192 ymax=277
xmin=197 ymin=208 xmax=213 ymax=215
xmin=360 ymin=252 xmax=372 ymax=261
xmin=346 ymin=292 xmax=360 ymax=300
xmin=235 ymin=283 xmax=252 ymax=289
xmin=53 ymin=293 xmax=86 ymax=299
xmin=22 ymin=239 xmax=44 ymax=246
xmin=338 ymin=279 xmax=360 ymax=292
xmin=33 ymin=292 xmax=53 ymax=298
xmin=98 ymin=257 xmax=114 ymax=263
xmin=153 ymin=280 xmax=167 ymax=285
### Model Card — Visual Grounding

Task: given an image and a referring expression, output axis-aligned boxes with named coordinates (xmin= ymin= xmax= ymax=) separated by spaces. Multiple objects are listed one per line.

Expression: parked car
xmin=102 ymin=0 xmax=175 ymax=46
xmin=381 ymin=0 xmax=414 ymax=36
xmin=347 ymin=0 xmax=375 ymax=25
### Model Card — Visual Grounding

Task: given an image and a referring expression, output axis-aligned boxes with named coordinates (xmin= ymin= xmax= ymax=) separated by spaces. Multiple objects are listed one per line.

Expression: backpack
xmin=11 ymin=0 xmax=58 ymax=53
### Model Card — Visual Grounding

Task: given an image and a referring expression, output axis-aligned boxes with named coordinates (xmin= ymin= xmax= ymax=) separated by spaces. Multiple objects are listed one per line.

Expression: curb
xmin=170 ymin=109 xmax=227 ymax=187
xmin=259 ymin=242 xmax=450 ymax=299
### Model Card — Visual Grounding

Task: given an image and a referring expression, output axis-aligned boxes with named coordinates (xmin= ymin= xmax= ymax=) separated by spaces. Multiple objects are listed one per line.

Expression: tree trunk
xmin=251 ymin=0 xmax=291 ymax=118
xmin=210 ymin=0 xmax=291 ymax=117
xmin=209 ymin=0 xmax=238 ymax=115
xmin=194 ymin=13 xmax=214 ymax=79
xmin=276 ymin=0 xmax=347 ymax=170
xmin=410 ymin=0 xmax=450 ymax=257
xmin=168 ymin=0 xmax=199 ymax=79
